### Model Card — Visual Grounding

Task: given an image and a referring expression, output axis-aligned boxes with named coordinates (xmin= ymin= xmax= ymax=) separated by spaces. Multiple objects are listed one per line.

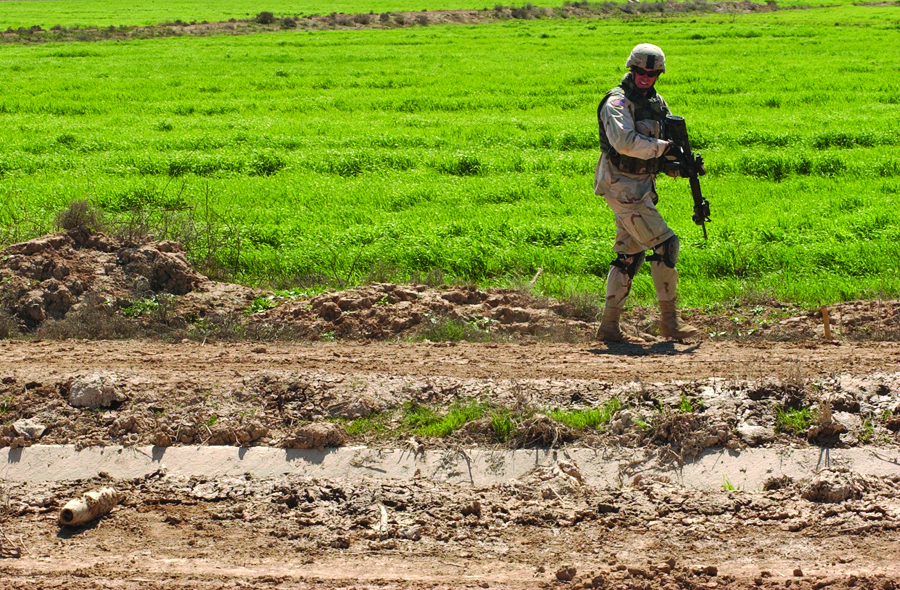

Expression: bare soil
xmin=0 ymin=230 xmax=898 ymax=589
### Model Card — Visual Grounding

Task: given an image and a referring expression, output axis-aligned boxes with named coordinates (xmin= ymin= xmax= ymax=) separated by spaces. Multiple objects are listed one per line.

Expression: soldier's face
xmin=631 ymin=67 xmax=661 ymax=90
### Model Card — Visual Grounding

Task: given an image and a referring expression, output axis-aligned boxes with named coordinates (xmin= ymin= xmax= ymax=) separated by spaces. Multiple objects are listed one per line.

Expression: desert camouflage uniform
xmin=594 ymin=73 xmax=679 ymax=310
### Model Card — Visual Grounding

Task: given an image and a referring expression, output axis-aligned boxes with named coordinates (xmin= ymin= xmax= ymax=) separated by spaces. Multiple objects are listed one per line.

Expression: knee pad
xmin=650 ymin=235 xmax=680 ymax=268
xmin=610 ymin=252 xmax=646 ymax=278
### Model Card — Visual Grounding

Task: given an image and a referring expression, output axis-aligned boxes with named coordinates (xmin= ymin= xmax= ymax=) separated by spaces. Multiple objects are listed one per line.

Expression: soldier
xmin=594 ymin=43 xmax=700 ymax=342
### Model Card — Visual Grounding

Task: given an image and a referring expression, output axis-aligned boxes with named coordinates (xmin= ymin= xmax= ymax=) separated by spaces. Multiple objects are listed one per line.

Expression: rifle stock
xmin=664 ymin=115 xmax=711 ymax=240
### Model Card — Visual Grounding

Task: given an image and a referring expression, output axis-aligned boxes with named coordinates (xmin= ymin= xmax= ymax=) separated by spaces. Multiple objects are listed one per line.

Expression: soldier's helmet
xmin=625 ymin=44 xmax=666 ymax=73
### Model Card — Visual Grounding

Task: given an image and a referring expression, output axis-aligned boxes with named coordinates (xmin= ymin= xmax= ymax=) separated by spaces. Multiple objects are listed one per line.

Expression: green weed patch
xmin=775 ymin=406 xmax=815 ymax=435
xmin=547 ymin=399 xmax=621 ymax=430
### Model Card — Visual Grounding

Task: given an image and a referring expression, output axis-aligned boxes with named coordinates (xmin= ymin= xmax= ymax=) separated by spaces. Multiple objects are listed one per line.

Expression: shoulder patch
xmin=610 ymin=98 xmax=626 ymax=108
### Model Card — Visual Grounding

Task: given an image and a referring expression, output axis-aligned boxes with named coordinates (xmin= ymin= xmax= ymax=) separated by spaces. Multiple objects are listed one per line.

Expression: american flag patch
xmin=611 ymin=99 xmax=626 ymax=107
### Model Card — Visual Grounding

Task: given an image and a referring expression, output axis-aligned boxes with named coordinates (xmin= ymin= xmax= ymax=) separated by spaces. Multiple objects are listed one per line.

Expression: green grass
xmin=344 ymin=412 xmax=391 ymax=436
xmin=547 ymin=398 xmax=621 ymax=430
xmin=859 ymin=417 xmax=874 ymax=444
xmin=121 ymin=297 xmax=160 ymax=318
xmin=775 ymin=406 xmax=815 ymax=435
xmin=342 ymin=397 xmax=624 ymax=441
xmin=403 ymin=400 xmax=489 ymax=437
xmin=1 ymin=4 xmax=899 ymax=306
xmin=722 ymin=476 xmax=740 ymax=491
xmin=490 ymin=411 xmax=516 ymax=442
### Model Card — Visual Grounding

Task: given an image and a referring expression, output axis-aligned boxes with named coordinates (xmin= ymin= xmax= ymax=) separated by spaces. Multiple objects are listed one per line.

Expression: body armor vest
xmin=597 ymin=76 xmax=668 ymax=175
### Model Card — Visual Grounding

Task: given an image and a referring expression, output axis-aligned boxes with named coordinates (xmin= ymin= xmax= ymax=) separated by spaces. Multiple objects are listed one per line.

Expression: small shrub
xmin=281 ymin=17 xmax=297 ymax=28
xmin=722 ymin=476 xmax=741 ymax=491
xmin=36 ymin=294 xmax=138 ymax=340
xmin=413 ymin=317 xmax=492 ymax=342
xmin=0 ymin=311 xmax=19 ymax=339
xmin=256 ymin=11 xmax=275 ymax=24
xmin=121 ymin=297 xmax=160 ymax=318
xmin=677 ymin=393 xmax=703 ymax=413
xmin=859 ymin=417 xmax=874 ymax=443
xmin=54 ymin=199 xmax=105 ymax=232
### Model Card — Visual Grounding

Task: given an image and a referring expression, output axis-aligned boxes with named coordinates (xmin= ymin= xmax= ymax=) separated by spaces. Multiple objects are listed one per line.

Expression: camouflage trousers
xmin=603 ymin=192 xmax=679 ymax=310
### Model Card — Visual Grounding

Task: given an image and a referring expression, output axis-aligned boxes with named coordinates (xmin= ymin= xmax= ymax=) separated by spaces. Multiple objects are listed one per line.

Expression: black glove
xmin=662 ymin=142 xmax=684 ymax=160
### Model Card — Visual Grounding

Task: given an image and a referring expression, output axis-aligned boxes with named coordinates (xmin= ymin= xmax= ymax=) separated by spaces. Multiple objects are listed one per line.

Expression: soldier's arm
xmin=599 ymin=97 xmax=668 ymax=160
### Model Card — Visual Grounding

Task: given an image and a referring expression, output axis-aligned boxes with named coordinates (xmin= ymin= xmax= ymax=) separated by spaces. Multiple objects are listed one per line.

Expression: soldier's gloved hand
xmin=662 ymin=142 xmax=684 ymax=161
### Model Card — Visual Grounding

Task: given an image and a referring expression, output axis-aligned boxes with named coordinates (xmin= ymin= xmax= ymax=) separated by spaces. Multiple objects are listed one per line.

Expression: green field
xmin=0 ymin=0 xmax=863 ymax=29
xmin=1 ymin=2 xmax=899 ymax=307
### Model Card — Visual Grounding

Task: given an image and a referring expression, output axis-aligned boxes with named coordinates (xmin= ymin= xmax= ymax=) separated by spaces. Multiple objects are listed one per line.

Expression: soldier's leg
xmin=648 ymin=235 xmax=700 ymax=340
xmin=648 ymin=234 xmax=680 ymax=302
xmin=598 ymin=252 xmax=645 ymax=342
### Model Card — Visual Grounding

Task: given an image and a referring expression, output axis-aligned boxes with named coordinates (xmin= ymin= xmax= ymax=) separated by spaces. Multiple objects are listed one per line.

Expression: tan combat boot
xmin=597 ymin=307 xmax=646 ymax=343
xmin=597 ymin=307 xmax=625 ymax=341
xmin=658 ymin=299 xmax=701 ymax=340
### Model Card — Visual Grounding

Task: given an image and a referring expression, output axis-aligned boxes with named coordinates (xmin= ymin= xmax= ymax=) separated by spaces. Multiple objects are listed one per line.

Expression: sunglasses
xmin=632 ymin=66 xmax=662 ymax=78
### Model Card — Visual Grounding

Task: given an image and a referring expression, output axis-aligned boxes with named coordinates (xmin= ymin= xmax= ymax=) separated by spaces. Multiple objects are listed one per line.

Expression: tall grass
xmin=0 ymin=5 xmax=898 ymax=305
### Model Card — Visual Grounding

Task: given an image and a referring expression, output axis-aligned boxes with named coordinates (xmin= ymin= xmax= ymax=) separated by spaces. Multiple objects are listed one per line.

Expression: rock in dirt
xmin=282 ymin=422 xmax=346 ymax=449
xmin=556 ymin=565 xmax=577 ymax=581
xmin=737 ymin=423 xmax=775 ymax=445
xmin=69 ymin=372 xmax=127 ymax=408
xmin=13 ymin=418 xmax=46 ymax=440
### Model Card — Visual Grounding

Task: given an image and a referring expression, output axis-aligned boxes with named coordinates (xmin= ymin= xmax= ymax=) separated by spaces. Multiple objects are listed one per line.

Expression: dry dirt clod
xmin=69 ymin=372 xmax=127 ymax=408
xmin=556 ymin=565 xmax=577 ymax=581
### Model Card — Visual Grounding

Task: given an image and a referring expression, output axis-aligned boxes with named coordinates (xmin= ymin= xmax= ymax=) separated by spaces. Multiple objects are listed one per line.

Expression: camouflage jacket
xmin=594 ymin=74 xmax=671 ymax=201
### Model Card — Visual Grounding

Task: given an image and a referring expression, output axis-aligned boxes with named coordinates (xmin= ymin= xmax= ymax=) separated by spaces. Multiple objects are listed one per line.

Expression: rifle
xmin=663 ymin=115 xmax=711 ymax=240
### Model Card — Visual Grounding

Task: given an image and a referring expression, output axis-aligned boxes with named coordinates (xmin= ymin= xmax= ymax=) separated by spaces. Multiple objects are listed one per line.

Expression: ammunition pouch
xmin=660 ymin=160 xmax=685 ymax=177
xmin=607 ymin=150 xmax=661 ymax=175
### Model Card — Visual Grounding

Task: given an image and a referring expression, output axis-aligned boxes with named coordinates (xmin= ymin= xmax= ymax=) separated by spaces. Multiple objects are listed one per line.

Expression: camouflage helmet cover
xmin=625 ymin=43 xmax=666 ymax=73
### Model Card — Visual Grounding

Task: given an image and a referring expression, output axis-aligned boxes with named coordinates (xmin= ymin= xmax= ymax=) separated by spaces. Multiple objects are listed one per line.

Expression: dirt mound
xmin=256 ymin=281 xmax=594 ymax=340
xmin=1 ymin=230 xmax=898 ymax=344
xmin=0 ymin=229 xmax=224 ymax=331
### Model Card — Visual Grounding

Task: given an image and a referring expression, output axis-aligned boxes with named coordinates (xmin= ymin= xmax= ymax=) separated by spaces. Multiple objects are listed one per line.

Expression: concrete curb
xmin=3 ymin=445 xmax=899 ymax=489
